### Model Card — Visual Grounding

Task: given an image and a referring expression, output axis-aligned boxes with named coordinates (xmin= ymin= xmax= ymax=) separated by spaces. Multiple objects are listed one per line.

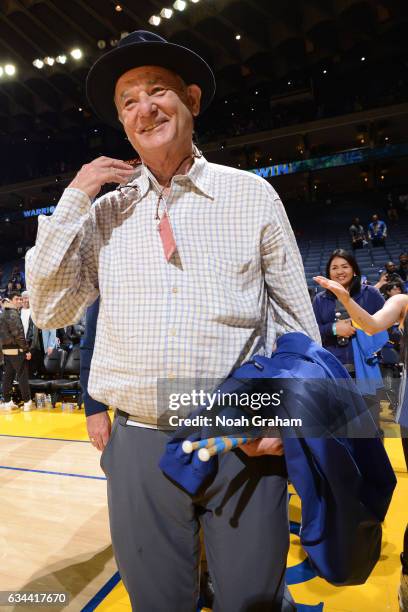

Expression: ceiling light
xmin=0 ymin=67 xmax=3 ymax=77
xmin=97 ymin=40 xmax=106 ymax=49
xmin=322 ymin=69 xmax=327 ymax=74
xmin=287 ymin=80 xmax=291 ymax=85
xmin=148 ymin=15 xmax=161 ymax=25
xmin=33 ymin=59 xmax=44 ymax=69
xmin=44 ymin=56 xmax=55 ymax=66
xmin=255 ymin=90 xmax=258 ymax=95
xmin=78 ymin=107 xmax=83 ymax=111
xmin=4 ymin=64 xmax=16 ymax=75
xmin=361 ymin=56 xmax=365 ymax=61
xmin=115 ymin=4 xmax=123 ymax=11
xmin=190 ymin=0 xmax=200 ymax=3
xmin=161 ymin=8 xmax=173 ymax=18
xmin=235 ymin=34 xmax=241 ymax=40
xmin=385 ymin=136 xmax=389 ymax=141
xmin=70 ymin=48 xmax=83 ymax=60
xmin=120 ymin=31 xmax=129 ymax=38
xmin=56 ymin=55 xmax=67 ymax=64
xmin=364 ymin=177 xmax=368 ymax=182
xmin=173 ymin=0 xmax=186 ymax=10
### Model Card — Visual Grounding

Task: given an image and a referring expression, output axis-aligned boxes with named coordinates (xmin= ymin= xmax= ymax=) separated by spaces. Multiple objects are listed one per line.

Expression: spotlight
xmin=115 ymin=3 xmax=123 ymax=11
xmin=255 ymin=90 xmax=258 ymax=95
xmin=385 ymin=136 xmax=389 ymax=141
xmin=120 ymin=31 xmax=129 ymax=38
xmin=235 ymin=34 xmax=241 ymax=40
xmin=364 ymin=176 xmax=368 ymax=182
xmin=173 ymin=0 xmax=186 ymax=10
xmin=322 ymin=69 xmax=327 ymax=74
xmin=361 ymin=56 xmax=365 ymax=61
xmin=110 ymin=39 xmax=118 ymax=47
xmin=0 ymin=67 xmax=3 ymax=77
xmin=33 ymin=59 xmax=44 ymax=69
xmin=190 ymin=0 xmax=200 ymax=3
xmin=56 ymin=55 xmax=67 ymax=64
xmin=78 ymin=107 xmax=83 ymax=111
xmin=161 ymin=8 xmax=173 ymax=18
xmin=380 ymin=174 xmax=385 ymax=180
xmin=70 ymin=48 xmax=83 ymax=60
xmin=287 ymin=80 xmax=291 ymax=85
xmin=5 ymin=64 xmax=16 ymax=75
xmin=44 ymin=57 xmax=55 ymax=66
xmin=148 ymin=15 xmax=161 ymax=25
xmin=97 ymin=40 xmax=106 ymax=49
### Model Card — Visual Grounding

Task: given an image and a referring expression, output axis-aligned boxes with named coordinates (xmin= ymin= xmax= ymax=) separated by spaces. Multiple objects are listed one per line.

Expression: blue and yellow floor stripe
xmin=0 ymin=409 xmax=406 ymax=611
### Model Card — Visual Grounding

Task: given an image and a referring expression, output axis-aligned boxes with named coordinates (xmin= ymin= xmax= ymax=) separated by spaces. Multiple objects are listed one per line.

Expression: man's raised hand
xmin=68 ymin=156 xmax=135 ymax=199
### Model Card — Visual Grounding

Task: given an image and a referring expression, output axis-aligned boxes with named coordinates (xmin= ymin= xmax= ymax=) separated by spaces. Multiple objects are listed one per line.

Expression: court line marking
xmin=0 ymin=433 xmax=90 ymax=443
xmin=0 ymin=464 xmax=106 ymax=480
xmin=81 ymin=571 xmax=121 ymax=612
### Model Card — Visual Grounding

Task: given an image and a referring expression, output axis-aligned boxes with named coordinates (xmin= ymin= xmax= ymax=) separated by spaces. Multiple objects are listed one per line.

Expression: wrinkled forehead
xmin=115 ymin=65 xmax=185 ymax=99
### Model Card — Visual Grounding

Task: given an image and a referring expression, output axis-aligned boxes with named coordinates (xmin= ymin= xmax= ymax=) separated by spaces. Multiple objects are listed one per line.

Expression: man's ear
xmin=186 ymin=84 xmax=201 ymax=117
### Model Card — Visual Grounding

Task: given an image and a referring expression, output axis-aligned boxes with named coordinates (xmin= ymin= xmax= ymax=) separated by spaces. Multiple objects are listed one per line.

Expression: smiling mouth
xmin=142 ymin=121 xmax=167 ymax=133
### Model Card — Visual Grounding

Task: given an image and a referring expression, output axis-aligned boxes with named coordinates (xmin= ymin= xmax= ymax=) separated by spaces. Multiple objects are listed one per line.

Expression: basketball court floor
xmin=0 ymin=407 xmax=406 ymax=612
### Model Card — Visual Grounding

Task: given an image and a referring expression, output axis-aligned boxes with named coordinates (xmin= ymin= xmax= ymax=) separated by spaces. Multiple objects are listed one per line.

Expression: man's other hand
xmin=87 ymin=411 xmax=112 ymax=451
xmin=240 ymin=438 xmax=284 ymax=457
xmin=25 ymin=352 xmax=32 ymax=360
xmin=68 ymin=156 xmax=135 ymax=199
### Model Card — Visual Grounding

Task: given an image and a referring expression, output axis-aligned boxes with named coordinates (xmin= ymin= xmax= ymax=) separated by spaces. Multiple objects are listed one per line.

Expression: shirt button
xmin=172 ymin=287 xmax=178 ymax=294
xmin=169 ymin=328 xmax=177 ymax=336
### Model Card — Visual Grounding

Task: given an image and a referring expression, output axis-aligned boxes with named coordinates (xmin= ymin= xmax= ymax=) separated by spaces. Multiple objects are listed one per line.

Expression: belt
xmin=116 ymin=409 xmax=157 ymax=429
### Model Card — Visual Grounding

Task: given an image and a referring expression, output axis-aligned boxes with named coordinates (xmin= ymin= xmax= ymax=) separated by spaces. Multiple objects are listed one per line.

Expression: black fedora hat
xmin=86 ymin=30 xmax=216 ymax=128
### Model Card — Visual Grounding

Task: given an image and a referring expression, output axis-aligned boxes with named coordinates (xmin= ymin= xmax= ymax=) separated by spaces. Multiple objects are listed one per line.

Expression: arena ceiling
xmin=0 ymin=0 xmax=407 ymax=137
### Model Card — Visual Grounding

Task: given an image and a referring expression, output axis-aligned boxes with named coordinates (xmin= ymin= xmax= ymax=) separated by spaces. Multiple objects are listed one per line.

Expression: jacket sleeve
xmin=11 ymin=311 xmax=28 ymax=351
xmin=25 ymin=188 xmax=99 ymax=330
xmin=312 ymin=294 xmax=333 ymax=342
xmin=260 ymin=181 xmax=320 ymax=345
xmin=80 ymin=298 xmax=108 ymax=416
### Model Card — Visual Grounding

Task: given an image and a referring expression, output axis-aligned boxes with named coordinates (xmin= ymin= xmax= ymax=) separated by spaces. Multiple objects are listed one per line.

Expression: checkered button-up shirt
xmin=26 ymin=155 xmax=319 ymax=423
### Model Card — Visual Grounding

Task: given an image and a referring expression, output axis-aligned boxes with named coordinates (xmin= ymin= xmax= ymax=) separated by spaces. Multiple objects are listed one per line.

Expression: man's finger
xmin=101 ymin=428 xmax=111 ymax=448
xmin=97 ymin=157 xmax=134 ymax=171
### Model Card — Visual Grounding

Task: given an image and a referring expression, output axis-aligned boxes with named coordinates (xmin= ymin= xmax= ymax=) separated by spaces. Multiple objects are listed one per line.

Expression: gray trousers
xmin=101 ymin=413 xmax=293 ymax=612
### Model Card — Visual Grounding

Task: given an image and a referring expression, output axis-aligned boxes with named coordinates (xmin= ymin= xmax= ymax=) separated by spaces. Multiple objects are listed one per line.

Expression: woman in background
xmin=313 ymin=249 xmax=385 ymax=427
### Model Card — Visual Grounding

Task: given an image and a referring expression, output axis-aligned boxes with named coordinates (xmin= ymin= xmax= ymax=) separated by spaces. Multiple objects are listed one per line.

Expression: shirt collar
xmin=137 ymin=150 xmax=215 ymax=201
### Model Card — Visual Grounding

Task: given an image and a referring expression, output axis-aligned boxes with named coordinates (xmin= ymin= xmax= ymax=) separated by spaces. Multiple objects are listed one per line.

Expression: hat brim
xmin=86 ymin=41 xmax=216 ymax=129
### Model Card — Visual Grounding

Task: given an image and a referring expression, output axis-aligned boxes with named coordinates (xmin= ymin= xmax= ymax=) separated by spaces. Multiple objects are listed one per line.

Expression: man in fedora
xmin=27 ymin=30 xmax=319 ymax=611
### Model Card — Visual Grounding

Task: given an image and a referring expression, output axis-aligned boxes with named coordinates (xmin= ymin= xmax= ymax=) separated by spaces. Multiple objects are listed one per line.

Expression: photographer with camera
xmin=375 ymin=261 xmax=403 ymax=293
xmin=313 ymin=249 xmax=385 ymax=427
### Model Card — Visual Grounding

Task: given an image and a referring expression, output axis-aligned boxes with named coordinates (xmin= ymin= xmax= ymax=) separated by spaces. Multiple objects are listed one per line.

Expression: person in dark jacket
xmin=313 ymin=249 xmax=385 ymax=426
xmin=0 ymin=292 xmax=33 ymax=411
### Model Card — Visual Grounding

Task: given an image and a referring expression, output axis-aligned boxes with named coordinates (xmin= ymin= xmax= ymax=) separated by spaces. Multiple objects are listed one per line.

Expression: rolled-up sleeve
xmin=26 ymin=188 xmax=99 ymax=329
xmin=260 ymin=182 xmax=320 ymax=344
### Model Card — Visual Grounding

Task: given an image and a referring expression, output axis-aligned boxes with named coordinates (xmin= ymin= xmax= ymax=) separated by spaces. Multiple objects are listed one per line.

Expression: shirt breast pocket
xmin=205 ymin=256 xmax=259 ymax=294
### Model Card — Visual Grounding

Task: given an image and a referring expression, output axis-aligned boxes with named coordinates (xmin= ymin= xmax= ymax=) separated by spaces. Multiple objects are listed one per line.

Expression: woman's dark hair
xmin=325 ymin=249 xmax=361 ymax=297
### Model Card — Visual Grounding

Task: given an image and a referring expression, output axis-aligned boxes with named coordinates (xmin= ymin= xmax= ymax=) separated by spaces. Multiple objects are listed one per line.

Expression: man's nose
xmin=138 ymin=92 xmax=157 ymax=117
